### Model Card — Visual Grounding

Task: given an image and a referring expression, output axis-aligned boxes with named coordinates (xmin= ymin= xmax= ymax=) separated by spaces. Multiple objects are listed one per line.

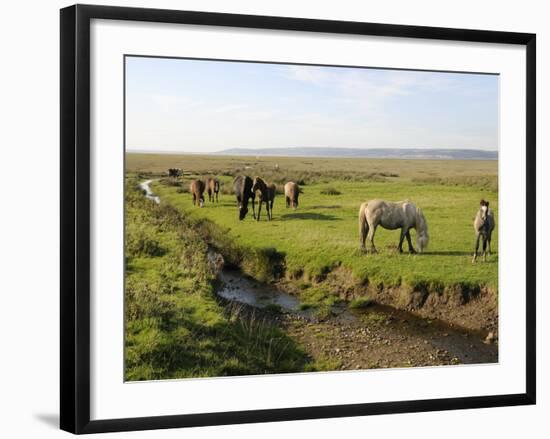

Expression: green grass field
xmin=128 ymin=153 xmax=498 ymax=291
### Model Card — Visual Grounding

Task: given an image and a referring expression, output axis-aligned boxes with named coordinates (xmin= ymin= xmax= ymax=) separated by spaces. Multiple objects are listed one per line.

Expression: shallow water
xmin=139 ymin=179 xmax=160 ymax=204
xmin=217 ymin=270 xmax=302 ymax=312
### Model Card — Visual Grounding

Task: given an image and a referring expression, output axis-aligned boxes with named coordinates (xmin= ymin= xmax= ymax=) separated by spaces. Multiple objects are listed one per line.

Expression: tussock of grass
xmin=304 ymin=355 xmax=343 ymax=372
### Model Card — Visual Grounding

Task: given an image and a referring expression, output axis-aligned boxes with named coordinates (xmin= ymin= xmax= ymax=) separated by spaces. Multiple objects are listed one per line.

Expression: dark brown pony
xmin=189 ymin=179 xmax=205 ymax=207
xmin=206 ymin=177 xmax=220 ymax=203
xmin=284 ymin=181 xmax=299 ymax=209
xmin=168 ymin=168 xmax=182 ymax=177
xmin=252 ymin=176 xmax=276 ymax=221
xmin=233 ymin=176 xmax=255 ymax=220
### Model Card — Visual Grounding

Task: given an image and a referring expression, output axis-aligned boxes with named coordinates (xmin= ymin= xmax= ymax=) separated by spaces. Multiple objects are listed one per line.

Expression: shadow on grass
xmin=309 ymin=205 xmax=342 ymax=210
xmin=427 ymin=251 xmax=477 ymax=256
xmin=281 ymin=212 xmax=340 ymax=221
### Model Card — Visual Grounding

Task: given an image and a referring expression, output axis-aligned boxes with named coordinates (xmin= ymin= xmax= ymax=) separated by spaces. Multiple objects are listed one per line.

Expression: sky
xmin=125 ymin=56 xmax=499 ymax=153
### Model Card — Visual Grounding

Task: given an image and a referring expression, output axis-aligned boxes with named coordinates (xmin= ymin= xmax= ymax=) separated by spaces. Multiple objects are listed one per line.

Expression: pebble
xmin=484 ymin=331 xmax=496 ymax=344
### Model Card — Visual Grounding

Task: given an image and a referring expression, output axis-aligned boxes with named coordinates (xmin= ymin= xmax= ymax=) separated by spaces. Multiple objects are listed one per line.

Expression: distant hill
xmin=215 ymin=147 xmax=498 ymax=160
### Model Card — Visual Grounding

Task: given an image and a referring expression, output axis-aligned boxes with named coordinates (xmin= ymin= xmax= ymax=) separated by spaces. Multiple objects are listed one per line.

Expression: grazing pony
xmin=206 ymin=177 xmax=220 ymax=203
xmin=233 ymin=176 xmax=256 ymax=220
xmin=284 ymin=182 xmax=300 ymax=209
xmin=168 ymin=168 xmax=182 ymax=177
xmin=189 ymin=179 xmax=205 ymax=208
xmin=472 ymin=199 xmax=495 ymax=263
xmin=359 ymin=199 xmax=429 ymax=254
xmin=252 ymin=176 xmax=276 ymax=221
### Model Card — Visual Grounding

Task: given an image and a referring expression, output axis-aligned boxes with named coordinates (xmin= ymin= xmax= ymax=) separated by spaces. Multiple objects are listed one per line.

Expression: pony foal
xmin=472 ymin=199 xmax=495 ymax=263
xmin=252 ymin=176 xmax=276 ymax=221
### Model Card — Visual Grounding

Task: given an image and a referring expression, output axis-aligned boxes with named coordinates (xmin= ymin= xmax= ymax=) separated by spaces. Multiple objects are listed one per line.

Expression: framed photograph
xmin=60 ymin=4 xmax=536 ymax=434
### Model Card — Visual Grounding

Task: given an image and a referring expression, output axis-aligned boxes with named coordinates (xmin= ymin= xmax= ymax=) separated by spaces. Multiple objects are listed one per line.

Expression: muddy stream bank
xmin=217 ymin=268 xmax=497 ymax=369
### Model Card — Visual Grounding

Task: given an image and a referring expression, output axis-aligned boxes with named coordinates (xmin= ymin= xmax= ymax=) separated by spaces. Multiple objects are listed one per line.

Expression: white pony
xmin=359 ymin=199 xmax=429 ymax=254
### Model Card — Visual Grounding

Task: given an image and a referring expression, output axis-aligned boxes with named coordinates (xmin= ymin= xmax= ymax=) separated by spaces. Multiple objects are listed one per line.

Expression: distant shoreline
xmin=126 ymin=147 xmax=498 ymax=161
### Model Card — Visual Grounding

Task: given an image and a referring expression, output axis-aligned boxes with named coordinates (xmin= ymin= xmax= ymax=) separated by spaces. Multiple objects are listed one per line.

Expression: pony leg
xmin=472 ymin=233 xmax=481 ymax=263
xmin=359 ymin=209 xmax=369 ymax=251
xmin=252 ymin=197 xmax=256 ymax=219
xmin=285 ymin=196 xmax=290 ymax=208
xmin=405 ymin=230 xmax=416 ymax=254
xmin=368 ymin=224 xmax=378 ymax=254
xmin=257 ymin=200 xmax=262 ymax=221
xmin=398 ymin=229 xmax=406 ymax=253
xmin=482 ymin=237 xmax=488 ymax=262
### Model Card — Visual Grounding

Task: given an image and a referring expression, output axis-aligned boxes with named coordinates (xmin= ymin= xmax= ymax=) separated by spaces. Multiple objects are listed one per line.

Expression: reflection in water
xmin=217 ymin=270 xmax=301 ymax=312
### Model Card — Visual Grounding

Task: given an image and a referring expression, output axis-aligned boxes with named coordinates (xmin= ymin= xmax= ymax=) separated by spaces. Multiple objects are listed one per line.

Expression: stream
xmin=140 ymin=179 xmax=498 ymax=367
xmin=139 ymin=179 xmax=160 ymax=204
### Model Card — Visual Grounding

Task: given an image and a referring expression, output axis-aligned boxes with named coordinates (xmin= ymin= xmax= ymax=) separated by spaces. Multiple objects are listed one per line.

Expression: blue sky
xmin=125 ymin=56 xmax=498 ymax=153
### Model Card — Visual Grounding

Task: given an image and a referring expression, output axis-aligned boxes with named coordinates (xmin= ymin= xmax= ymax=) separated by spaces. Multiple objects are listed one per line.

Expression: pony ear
xmin=480 ymin=199 xmax=485 ymax=206
xmin=485 ymin=201 xmax=490 ymax=207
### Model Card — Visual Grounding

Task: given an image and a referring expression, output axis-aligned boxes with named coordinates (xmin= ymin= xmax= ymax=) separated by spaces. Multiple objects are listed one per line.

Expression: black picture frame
xmin=60 ymin=4 xmax=536 ymax=434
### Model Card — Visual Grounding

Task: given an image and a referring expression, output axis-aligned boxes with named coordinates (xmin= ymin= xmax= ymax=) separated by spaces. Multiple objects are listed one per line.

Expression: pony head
xmin=415 ymin=207 xmax=429 ymax=252
xmin=251 ymin=176 xmax=261 ymax=193
xmin=479 ymin=199 xmax=490 ymax=221
xmin=238 ymin=203 xmax=248 ymax=220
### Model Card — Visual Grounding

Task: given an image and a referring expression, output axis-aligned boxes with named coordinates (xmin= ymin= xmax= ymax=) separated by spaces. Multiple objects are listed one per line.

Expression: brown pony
xmin=284 ymin=181 xmax=299 ymax=209
xmin=189 ymin=179 xmax=205 ymax=207
xmin=168 ymin=168 xmax=182 ymax=177
xmin=252 ymin=176 xmax=276 ymax=221
xmin=206 ymin=177 xmax=220 ymax=203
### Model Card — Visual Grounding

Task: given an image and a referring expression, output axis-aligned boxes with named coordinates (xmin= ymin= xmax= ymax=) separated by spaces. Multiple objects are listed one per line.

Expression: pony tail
xmin=358 ymin=202 xmax=369 ymax=249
